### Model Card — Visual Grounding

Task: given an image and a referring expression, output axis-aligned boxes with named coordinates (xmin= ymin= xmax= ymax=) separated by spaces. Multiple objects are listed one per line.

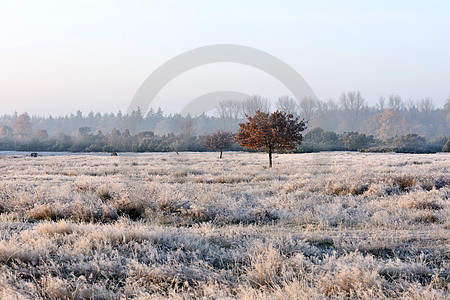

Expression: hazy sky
xmin=1 ymin=0 xmax=449 ymax=116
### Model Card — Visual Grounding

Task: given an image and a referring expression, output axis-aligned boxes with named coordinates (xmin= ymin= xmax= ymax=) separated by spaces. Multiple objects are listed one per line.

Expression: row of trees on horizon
xmin=0 ymin=111 xmax=448 ymax=155
xmin=0 ymin=92 xmax=449 ymax=143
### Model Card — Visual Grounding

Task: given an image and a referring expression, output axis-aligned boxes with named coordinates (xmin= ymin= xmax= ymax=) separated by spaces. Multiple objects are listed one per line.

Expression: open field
xmin=0 ymin=152 xmax=448 ymax=299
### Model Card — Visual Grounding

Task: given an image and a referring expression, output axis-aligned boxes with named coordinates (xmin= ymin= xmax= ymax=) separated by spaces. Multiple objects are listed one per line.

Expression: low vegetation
xmin=0 ymin=152 xmax=448 ymax=299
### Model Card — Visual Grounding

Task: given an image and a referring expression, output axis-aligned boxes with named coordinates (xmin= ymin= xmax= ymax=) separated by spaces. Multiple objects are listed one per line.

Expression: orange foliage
xmin=237 ymin=111 xmax=306 ymax=167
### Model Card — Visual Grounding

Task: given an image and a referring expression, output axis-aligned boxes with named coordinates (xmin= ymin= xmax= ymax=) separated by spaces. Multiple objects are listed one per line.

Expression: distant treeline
xmin=0 ymin=125 xmax=448 ymax=154
xmin=0 ymin=92 xmax=449 ymax=140
xmin=0 ymin=93 xmax=449 ymax=153
xmin=298 ymin=128 xmax=448 ymax=153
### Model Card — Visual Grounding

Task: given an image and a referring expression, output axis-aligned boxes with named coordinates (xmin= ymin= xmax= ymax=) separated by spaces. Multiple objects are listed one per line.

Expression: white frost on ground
xmin=0 ymin=152 xmax=448 ymax=299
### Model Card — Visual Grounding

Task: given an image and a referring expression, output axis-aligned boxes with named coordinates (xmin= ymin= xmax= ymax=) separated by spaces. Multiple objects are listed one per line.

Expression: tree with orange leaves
xmin=237 ymin=110 xmax=306 ymax=167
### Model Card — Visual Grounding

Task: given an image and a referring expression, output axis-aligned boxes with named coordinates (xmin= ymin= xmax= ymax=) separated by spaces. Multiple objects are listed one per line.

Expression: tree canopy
xmin=237 ymin=110 xmax=306 ymax=167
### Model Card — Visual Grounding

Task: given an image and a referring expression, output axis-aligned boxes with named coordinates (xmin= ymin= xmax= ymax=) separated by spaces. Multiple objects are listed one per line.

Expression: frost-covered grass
xmin=0 ymin=152 xmax=448 ymax=299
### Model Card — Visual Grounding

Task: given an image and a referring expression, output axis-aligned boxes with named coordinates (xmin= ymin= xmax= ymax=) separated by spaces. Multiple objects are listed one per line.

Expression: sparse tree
xmin=340 ymin=91 xmax=366 ymax=130
xmin=216 ymin=99 xmax=243 ymax=120
xmin=418 ymin=97 xmax=434 ymax=113
xmin=215 ymin=99 xmax=244 ymax=131
xmin=377 ymin=96 xmax=386 ymax=111
xmin=276 ymin=96 xmax=298 ymax=116
xmin=298 ymin=96 xmax=317 ymax=121
xmin=237 ymin=110 xmax=306 ymax=167
xmin=340 ymin=91 xmax=366 ymax=112
xmin=388 ymin=94 xmax=404 ymax=111
xmin=242 ymin=95 xmax=271 ymax=116
xmin=406 ymin=99 xmax=418 ymax=112
xmin=444 ymin=96 xmax=450 ymax=111
xmin=203 ymin=130 xmax=234 ymax=158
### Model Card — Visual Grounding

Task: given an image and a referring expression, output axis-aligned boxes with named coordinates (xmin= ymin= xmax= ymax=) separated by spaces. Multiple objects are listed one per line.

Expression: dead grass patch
xmin=114 ymin=197 xmax=146 ymax=221
xmin=325 ymin=183 xmax=369 ymax=196
xmin=413 ymin=211 xmax=441 ymax=224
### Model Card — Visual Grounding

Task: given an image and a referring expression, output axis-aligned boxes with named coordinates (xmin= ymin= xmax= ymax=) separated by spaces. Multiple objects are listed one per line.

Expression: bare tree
xmin=444 ymin=96 xmax=450 ymax=111
xmin=418 ymin=97 xmax=434 ymax=113
xmin=388 ymin=94 xmax=404 ymax=111
xmin=324 ymin=99 xmax=338 ymax=111
xmin=242 ymin=95 xmax=271 ymax=116
xmin=275 ymin=96 xmax=298 ymax=116
xmin=406 ymin=99 xmax=418 ymax=112
xmin=298 ymin=96 xmax=317 ymax=121
xmin=340 ymin=91 xmax=366 ymax=112
xmin=216 ymin=99 xmax=243 ymax=120
xmin=377 ymin=96 xmax=386 ymax=111
xmin=309 ymin=99 xmax=340 ymax=131
xmin=215 ymin=99 xmax=243 ymax=131
xmin=339 ymin=91 xmax=366 ymax=130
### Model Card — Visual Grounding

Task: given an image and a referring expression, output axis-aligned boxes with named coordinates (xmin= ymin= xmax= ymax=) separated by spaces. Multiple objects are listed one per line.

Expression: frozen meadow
xmin=0 ymin=152 xmax=448 ymax=299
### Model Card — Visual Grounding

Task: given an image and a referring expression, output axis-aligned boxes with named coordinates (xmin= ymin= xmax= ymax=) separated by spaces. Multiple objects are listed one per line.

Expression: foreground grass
xmin=0 ymin=152 xmax=448 ymax=299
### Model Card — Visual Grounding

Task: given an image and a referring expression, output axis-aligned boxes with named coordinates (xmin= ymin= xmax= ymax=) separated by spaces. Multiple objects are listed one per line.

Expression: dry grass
xmin=0 ymin=152 xmax=448 ymax=299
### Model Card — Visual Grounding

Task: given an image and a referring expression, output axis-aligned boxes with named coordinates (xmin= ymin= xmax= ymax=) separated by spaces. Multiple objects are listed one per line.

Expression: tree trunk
xmin=268 ymin=149 xmax=272 ymax=168
xmin=219 ymin=149 xmax=223 ymax=159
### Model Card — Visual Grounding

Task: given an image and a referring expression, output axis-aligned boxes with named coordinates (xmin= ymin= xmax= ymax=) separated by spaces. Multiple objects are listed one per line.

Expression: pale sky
xmin=0 ymin=0 xmax=449 ymax=116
